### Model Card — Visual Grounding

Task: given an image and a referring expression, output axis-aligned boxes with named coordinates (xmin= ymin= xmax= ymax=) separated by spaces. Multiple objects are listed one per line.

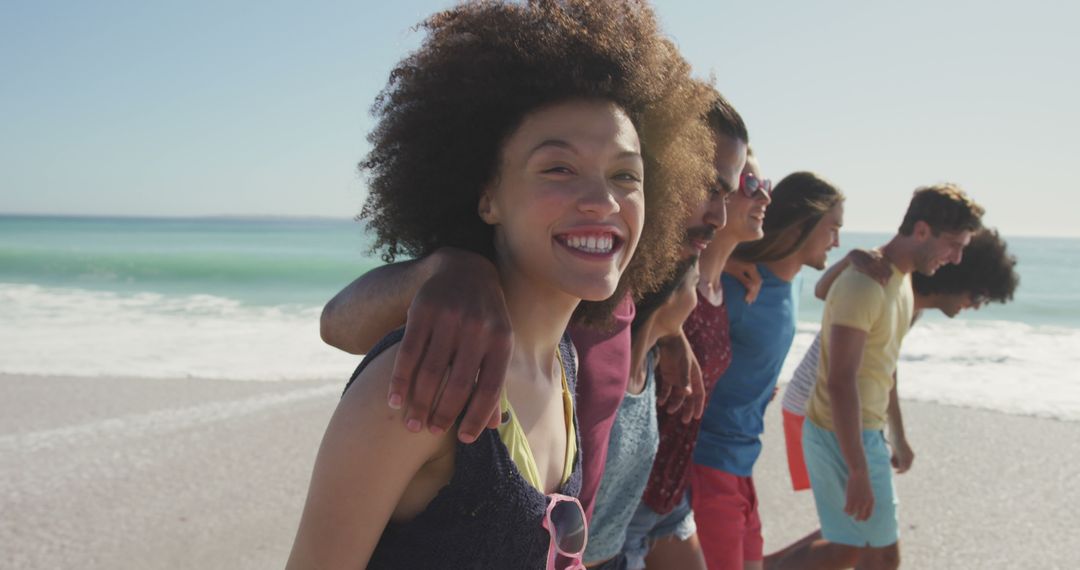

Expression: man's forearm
xmin=655 ymin=329 xmax=705 ymax=419
xmin=320 ymin=257 xmax=435 ymax=354
xmin=826 ymin=324 xmax=870 ymax=475
xmin=886 ymin=374 xmax=906 ymax=445
xmin=828 ymin=376 xmax=868 ymax=475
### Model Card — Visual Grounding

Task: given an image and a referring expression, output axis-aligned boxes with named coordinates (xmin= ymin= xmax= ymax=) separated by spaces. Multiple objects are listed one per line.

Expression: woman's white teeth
xmin=566 ymin=235 xmax=613 ymax=254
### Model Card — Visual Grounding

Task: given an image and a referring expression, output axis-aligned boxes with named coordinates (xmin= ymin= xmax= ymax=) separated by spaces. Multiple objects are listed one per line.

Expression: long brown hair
xmin=734 ymin=171 xmax=844 ymax=263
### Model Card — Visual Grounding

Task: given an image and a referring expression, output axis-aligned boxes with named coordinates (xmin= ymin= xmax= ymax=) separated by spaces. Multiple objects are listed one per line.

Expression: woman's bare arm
xmin=286 ymin=346 xmax=448 ymax=569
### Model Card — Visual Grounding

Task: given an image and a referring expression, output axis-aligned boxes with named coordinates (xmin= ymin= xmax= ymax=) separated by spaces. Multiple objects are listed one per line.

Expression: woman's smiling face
xmin=720 ymin=154 xmax=770 ymax=243
xmin=479 ymin=99 xmax=645 ymax=302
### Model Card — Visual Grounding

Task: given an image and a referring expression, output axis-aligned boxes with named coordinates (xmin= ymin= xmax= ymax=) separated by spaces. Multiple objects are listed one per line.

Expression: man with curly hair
xmin=794 ymin=184 xmax=985 ymax=570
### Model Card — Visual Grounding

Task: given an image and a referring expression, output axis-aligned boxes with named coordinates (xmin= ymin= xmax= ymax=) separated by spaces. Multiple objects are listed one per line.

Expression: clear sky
xmin=3 ymin=0 xmax=1077 ymax=236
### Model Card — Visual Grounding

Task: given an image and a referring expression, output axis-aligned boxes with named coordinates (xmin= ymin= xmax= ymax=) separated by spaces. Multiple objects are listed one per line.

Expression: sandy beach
xmin=3 ymin=373 xmax=1078 ymax=569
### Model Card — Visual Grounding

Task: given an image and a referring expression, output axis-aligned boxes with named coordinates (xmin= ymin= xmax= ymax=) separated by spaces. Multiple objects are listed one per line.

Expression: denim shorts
xmin=802 ymin=419 xmax=899 ymax=548
xmin=587 ymin=553 xmax=628 ymax=570
xmin=621 ymin=494 xmax=697 ymax=570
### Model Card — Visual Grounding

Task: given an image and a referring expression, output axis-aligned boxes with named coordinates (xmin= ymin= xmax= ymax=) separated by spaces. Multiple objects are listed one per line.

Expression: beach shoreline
xmin=3 ymin=373 xmax=1077 ymax=569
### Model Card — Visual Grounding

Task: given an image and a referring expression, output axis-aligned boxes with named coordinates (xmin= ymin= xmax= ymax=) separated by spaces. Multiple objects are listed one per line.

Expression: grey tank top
xmin=584 ymin=350 xmax=659 ymax=562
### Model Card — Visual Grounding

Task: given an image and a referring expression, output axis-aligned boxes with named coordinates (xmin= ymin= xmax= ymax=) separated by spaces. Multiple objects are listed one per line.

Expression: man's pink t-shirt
xmin=568 ymin=294 xmax=635 ymax=522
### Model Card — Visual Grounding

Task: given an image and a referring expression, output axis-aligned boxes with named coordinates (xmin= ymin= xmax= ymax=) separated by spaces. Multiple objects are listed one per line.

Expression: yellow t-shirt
xmin=497 ymin=352 xmax=577 ymax=491
xmin=807 ymin=265 xmax=913 ymax=431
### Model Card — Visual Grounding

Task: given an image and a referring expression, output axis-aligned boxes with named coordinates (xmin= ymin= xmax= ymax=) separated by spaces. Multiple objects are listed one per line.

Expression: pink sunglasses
xmin=542 ymin=493 xmax=588 ymax=570
xmin=739 ymin=171 xmax=772 ymax=199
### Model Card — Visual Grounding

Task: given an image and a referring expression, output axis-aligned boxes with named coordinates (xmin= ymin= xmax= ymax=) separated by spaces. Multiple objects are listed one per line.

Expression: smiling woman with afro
xmin=288 ymin=2 xmax=715 ymax=569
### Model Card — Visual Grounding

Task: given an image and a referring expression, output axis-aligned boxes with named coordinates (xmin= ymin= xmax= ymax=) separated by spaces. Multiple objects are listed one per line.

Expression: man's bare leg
xmin=763 ymin=529 xmax=821 ymax=567
xmin=764 ymin=529 xmax=860 ymax=570
xmin=642 ymin=533 xmax=706 ymax=570
xmin=854 ymin=543 xmax=900 ymax=570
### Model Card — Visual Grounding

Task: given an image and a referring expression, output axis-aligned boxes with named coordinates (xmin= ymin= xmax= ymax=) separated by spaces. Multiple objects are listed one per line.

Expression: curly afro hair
xmin=912 ymin=228 xmax=1019 ymax=303
xmin=358 ymin=0 xmax=716 ymax=326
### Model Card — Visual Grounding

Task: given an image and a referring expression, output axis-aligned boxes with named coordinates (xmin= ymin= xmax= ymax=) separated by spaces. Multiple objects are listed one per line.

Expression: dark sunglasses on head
xmin=739 ymin=171 xmax=772 ymax=199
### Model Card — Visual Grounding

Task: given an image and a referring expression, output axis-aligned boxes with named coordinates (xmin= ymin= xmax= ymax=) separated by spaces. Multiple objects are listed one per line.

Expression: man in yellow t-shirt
xmin=801 ymin=184 xmax=984 ymax=570
xmin=807 ymin=264 xmax=913 ymax=433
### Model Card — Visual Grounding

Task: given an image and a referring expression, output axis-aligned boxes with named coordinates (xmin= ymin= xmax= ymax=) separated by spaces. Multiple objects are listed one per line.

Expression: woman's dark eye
xmin=615 ymin=172 xmax=642 ymax=182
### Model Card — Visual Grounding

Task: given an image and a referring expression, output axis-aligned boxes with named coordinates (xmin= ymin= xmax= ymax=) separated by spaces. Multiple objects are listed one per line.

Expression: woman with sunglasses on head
xmin=688 ymin=171 xmax=846 ymax=570
xmin=284 ymin=1 xmax=715 ymax=569
xmin=584 ymin=256 xmax=701 ymax=570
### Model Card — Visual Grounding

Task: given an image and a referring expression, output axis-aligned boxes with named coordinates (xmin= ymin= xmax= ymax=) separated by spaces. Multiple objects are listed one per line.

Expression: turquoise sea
xmin=0 ymin=215 xmax=381 ymax=306
xmin=2 ymin=215 xmax=1078 ymax=420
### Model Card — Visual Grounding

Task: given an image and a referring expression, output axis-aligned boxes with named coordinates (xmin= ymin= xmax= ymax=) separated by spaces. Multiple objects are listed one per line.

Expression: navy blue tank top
xmin=346 ymin=329 xmax=582 ymax=569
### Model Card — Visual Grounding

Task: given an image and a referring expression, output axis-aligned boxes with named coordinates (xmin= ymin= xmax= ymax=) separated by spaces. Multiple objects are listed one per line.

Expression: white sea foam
xmin=0 ymin=283 xmax=359 ymax=381
xmin=780 ymin=319 xmax=1080 ymax=422
xmin=4 ymin=283 xmax=1079 ymax=421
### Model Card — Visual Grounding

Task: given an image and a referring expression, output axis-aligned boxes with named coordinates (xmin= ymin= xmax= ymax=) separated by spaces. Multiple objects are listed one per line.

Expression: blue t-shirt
xmin=693 ymin=264 xmax=799 ymax=476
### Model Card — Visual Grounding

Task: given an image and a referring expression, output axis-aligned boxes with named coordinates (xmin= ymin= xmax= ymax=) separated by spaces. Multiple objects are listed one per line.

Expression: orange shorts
xmin=782 ymin=409 xmax=811 ymax=491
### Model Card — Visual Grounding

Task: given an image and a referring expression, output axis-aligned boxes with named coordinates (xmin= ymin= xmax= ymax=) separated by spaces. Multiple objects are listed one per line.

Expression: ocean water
xmin=2 ymin=215 xmax=1078 ymax=420
xmin=781 ymin=231 xmax=1080 ymax=422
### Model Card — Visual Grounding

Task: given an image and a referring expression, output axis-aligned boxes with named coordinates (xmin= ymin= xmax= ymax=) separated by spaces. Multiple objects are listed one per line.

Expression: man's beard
xmin=685 ymin=225 xmax=715 ymax=244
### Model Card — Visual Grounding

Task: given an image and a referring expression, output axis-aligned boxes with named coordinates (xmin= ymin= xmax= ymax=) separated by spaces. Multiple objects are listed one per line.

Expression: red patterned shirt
xmin=641 ymin=290 xmax=731 ymax=514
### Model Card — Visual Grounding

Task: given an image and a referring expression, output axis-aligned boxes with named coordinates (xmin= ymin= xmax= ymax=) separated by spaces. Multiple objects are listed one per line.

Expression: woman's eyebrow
xmin=528 ymin=139 xmax=576 ymax=157
xmin=528 ymin=139 xmax=642 ymax=161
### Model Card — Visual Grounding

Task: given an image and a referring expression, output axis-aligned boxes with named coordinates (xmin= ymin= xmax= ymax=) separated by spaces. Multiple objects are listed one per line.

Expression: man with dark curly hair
xmin=909 ymin=228 xmax=1018 ymax=314
xmin=288 ymin=1 xmax=719 ymax=568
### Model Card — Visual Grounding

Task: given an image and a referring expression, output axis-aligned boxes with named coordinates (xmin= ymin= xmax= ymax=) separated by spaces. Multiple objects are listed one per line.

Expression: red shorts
xmin=782 ymin=409 xmax=811 ymax=491
xmin=689 ymin=464 xmax=763 ymax=569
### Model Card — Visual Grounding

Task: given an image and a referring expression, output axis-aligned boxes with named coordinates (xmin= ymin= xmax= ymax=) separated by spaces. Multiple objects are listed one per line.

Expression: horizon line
xmin=2 ymin=211 xmax=1076 ymax=240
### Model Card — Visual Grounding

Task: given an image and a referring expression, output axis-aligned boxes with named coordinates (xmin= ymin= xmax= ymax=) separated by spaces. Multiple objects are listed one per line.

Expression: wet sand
xmin=3 ymin=373 xmax=1078 ymax=568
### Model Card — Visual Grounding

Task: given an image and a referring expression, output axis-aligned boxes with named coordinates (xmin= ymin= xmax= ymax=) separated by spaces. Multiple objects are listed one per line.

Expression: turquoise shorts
xmin=802 ymin=419 xmax=899 ymax=548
